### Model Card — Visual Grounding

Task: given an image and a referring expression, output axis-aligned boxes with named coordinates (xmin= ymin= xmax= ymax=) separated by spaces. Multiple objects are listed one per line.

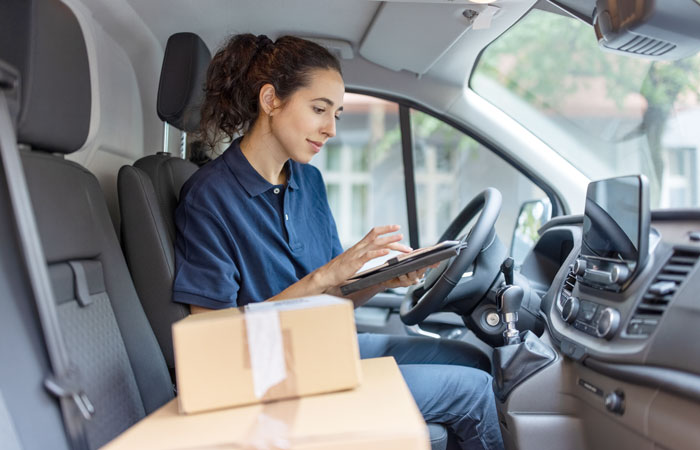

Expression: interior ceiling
xmin=126 ymin=0 xmax=380 ymax=55
xmin=127 ymin=0 xmax=548 ymax=89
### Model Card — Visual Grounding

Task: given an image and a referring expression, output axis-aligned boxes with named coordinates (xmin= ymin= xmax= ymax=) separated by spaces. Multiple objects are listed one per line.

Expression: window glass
xmin=471 ymin=9 xmax=700 ymax=209
xmin=311 ymin=94 xmax=408 ymax=249
xmin=411 ymin=109 xmax=547 ymax=250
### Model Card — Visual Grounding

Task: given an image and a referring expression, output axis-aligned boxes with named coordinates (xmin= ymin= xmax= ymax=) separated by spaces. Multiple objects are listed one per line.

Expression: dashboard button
xmin=596 ymin=308 xmax=620 ymax=340
xmin=610 ymin=264 xmax=630 ymax=284
xmin=605 ymin=390 xmax=625 ymax=415
xmin=561 ymin=296 xmax=580 ymax=324
xmin=580 ymin=301 xmax=598 ymax=322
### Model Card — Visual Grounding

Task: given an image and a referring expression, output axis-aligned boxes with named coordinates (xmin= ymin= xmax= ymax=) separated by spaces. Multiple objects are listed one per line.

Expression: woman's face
xmin=270 ymin=68 xmax=345 ymax=164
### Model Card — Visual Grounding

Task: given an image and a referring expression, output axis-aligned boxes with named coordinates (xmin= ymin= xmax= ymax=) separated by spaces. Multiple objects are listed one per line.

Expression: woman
xmin=173 ymin=34 xmax=504 ymax=450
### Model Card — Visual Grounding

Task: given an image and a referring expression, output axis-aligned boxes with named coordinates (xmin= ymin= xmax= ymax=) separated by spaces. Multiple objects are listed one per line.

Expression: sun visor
xmin=359 ymin=2 xmax=495 ymax=75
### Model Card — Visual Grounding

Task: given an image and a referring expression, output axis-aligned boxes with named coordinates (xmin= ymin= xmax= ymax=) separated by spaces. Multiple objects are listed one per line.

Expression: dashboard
xmin=529 ymin=211 xmax=700 ymax=404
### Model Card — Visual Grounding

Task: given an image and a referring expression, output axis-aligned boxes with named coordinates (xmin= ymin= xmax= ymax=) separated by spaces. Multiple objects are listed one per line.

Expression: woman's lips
xmin=307 ymin=139 xmax=323 ymax=153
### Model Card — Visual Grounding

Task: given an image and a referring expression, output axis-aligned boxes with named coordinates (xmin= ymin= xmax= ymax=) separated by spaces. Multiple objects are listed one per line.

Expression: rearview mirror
xmin=510 ymin=198 xmax=552 ymax=266
xmin=592 ymin=0 xmax=700 ymax=60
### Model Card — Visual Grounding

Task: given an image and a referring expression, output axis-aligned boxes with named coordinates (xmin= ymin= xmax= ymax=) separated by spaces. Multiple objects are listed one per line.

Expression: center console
xmin=557 ymin=175 xmax=653 ymax=341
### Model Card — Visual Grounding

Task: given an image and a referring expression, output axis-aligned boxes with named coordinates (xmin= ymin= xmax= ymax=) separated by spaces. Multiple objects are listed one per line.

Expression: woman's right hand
xmin=312 ymin=225 xmax=411 ymax=292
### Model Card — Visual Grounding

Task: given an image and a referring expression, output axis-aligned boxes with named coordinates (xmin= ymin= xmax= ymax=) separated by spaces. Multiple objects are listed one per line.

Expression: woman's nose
xmin=322 ymin=117 xmax=336 ymax=138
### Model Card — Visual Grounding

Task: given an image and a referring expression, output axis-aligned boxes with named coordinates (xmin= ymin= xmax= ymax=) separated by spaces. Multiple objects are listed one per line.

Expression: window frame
xmin=344 ymin=88 xmax=565 ymax=248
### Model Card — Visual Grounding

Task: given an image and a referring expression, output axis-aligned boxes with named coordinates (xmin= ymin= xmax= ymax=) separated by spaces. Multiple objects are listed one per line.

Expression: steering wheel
xmin=400 ymin=188 xmax=502 ymax=325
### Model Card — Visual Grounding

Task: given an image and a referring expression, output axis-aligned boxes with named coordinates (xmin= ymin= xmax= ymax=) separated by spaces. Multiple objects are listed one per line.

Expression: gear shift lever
xmin=497 ymin=285 xmax=524 ymax=345
xmin=492 ymin=257 xmax=556 ymax=401
xmin=501 ymin=257 xmax=514 ymax=286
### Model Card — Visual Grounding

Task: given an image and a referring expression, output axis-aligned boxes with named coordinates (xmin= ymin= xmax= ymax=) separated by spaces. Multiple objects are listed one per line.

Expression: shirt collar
xmin=223 ymin=137 xmax=299 ymax=197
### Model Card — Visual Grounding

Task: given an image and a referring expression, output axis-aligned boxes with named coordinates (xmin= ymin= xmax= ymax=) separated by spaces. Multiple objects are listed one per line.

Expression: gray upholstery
xmin=0 ymin=0 xmax=174 ymax=448
xmin=0 ymin=154 xmax=72 ymax=450
xmin=21 ymin=145 xmax=174 ymax=449
xmin=134 ymin=154 xmax=199 ymax=242
xmin=0 ymin=0 xmax=91 ymax=153
xmin=119 ymin=31 xmax=208 ymax=368
xmin=118 ymin=157 xmax=196 ymax=368
xmin=157 ymin=32 xmax=211 ymax=132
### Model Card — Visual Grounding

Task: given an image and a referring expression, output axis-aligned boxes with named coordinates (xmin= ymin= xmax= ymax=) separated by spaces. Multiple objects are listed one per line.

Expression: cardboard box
xmin=103 ymin=358 xmax=430 ymax=450
xmin=173 ymin=295 xmax=363 ymax=413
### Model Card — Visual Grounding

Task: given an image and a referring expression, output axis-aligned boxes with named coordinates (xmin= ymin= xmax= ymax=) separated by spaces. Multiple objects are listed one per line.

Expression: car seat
xmin=118 ymin=32 xmax=209 ymax=371
xmin=0 ymin=0 xmax=173 ymax=448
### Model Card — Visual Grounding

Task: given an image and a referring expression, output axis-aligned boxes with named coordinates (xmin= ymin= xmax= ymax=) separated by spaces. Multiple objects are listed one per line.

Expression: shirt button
xmin=285 ymin=214 xmax=289 ymax=221
xmin=273 ymin=188 xmax=281 ymax=194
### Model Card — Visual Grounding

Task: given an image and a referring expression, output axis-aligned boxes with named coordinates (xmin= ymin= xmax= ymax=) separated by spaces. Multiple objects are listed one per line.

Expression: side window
xmin=410 ymin=109 xmax=548 ymax=252
xmin=311 ymin=94 xmax=409 ymax=249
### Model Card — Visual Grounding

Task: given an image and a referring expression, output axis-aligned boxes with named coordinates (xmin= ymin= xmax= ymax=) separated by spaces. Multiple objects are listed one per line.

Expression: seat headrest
xmin=157 ymin=33 xmax=211 ymax=133
xmin=0 ymin=61 xmax=21 ymax=128
xmin=0 ymin=0 xmax=91 ymax=154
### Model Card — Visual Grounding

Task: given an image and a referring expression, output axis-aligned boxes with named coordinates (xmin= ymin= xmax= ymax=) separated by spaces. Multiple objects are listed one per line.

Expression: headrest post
xmin=162 ymin=122 xmax=170 ymax=154
xmin=180 ymin=131 xmax=187 ymax=159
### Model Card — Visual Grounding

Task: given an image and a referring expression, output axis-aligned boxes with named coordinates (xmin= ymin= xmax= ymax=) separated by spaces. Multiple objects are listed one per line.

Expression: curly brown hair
xmin=198 ymin=34 xmax=342 ymax=149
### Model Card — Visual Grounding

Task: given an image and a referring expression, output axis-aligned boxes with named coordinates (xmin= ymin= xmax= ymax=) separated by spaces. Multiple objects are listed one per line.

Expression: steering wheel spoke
xmin=400 ymin=188 xmax=503 ymax=325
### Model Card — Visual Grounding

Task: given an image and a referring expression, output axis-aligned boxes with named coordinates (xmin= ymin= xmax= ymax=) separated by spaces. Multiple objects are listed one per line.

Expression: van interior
xmin=2 ymin=0 xmax=700 ymax=449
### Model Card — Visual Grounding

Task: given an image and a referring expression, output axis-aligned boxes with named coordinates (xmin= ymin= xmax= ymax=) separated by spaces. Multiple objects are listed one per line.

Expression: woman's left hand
xmin=380 ymin=264 xmax=438 ymax=289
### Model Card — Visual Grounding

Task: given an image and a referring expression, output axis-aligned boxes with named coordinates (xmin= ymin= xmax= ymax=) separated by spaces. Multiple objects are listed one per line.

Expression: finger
xmin=415 ymin=268 xmax=429 ymax=278
xmin=387 ymin=242 xmax=412 ymax=253
xmin=372 ymin=233 xmax=404 ymax=248
xmin=404 ymin=270 xmax=423 ymax=284
xmin=360 ymin=248 xmax=391 ymax=263
xmin=364 ymin=225 xmax=401 ymax=241
xmin=397 ymin=273 xmax=412 ymax=287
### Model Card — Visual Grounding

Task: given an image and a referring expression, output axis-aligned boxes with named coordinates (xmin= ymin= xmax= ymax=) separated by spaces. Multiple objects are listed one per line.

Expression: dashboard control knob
xmin=604 ymin=390 xmax=625 ymax=415
xmin=573 ymin=259 xmax=587 ymax=276
xmin=561 ymin=296 xmax=580 ymax=324
xmin=610 ymin=264 xmax=630 ymax=285
xmin=596 ymin=307 xmax=620 ymax=340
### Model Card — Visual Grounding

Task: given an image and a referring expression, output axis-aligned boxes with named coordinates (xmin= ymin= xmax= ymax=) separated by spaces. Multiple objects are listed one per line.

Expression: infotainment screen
xmin=581 ymin=175 xmax=650 ymax=287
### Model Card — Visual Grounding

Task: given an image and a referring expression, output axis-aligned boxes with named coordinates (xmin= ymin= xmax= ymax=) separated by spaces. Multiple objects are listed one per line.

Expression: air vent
xmin=615 ymin=35 xmax=676 ymax=56
xmin=627 ymin=249 xmax=699 ymax=337
xmin=558 ymin=270 xmax=577 ymax=310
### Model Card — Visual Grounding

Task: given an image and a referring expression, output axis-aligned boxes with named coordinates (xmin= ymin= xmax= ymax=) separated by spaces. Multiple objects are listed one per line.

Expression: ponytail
xmin=199 ymin=34 xmax=341 ymax=149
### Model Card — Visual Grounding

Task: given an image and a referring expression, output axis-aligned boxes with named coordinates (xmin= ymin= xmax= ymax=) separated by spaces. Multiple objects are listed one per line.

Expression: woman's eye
xmin=334 ymin=115 xmax=341 ymax=121
xmin=313 ymin=106 xmax=325 ymax=114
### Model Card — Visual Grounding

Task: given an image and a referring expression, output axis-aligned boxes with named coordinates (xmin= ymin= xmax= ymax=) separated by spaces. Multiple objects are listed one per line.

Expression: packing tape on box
xmin=244 ymin=307 xmax=287 ymax=398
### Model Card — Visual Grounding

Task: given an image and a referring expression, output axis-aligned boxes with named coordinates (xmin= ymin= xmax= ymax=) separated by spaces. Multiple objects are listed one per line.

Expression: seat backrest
xmin=0 ymin=1 xmax=173 ymax=448
xmin=118 ymin=32 xmax=210 ymax=369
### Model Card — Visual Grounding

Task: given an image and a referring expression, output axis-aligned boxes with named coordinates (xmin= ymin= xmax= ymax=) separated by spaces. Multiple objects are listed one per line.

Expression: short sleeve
xmin=172 ymin=200 xmax=241 ymax=309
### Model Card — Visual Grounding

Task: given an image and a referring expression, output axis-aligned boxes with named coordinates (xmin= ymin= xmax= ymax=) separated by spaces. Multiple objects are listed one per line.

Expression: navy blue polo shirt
xmin=172 ymin=137 xmax=343 ymax=309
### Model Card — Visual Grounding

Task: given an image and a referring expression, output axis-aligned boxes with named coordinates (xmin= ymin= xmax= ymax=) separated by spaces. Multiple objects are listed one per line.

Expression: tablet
xmin=340 ymin=240 xmax=465 ymax=295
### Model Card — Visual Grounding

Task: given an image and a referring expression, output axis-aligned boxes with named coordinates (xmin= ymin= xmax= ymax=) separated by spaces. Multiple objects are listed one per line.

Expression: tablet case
xmin=340 ymin=240 xmax=465 ymax=295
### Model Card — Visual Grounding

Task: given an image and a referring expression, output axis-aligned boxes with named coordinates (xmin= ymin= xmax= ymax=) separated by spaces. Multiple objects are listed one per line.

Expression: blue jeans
xmin=358 ymin=333 xmax=505 ymax=450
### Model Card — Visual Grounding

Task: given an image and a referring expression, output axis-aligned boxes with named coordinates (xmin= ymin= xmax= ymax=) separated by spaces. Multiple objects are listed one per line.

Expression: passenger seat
xmin=0 ymin=1 xmax=173 ymax=448
xmin=118 ymin=32 xmax=210 ymax=371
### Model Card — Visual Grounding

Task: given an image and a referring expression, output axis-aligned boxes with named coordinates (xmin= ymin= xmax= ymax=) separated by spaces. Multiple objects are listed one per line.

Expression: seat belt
xmin=0 ymin=68 xmax=92 ymax=450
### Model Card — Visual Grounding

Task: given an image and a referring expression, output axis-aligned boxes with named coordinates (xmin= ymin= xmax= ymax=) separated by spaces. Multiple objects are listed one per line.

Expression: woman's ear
xmin=259 ymin=83 xmax=281 ymax=116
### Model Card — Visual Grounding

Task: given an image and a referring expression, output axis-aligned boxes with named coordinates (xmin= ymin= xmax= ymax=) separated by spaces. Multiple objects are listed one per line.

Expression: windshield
xmin=471 ymin=9 xmax=700 ymax=209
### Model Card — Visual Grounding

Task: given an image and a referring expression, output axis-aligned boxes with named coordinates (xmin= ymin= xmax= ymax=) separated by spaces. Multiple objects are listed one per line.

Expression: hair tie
xmin=255 ymin=35 xmax=274 ymax=53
